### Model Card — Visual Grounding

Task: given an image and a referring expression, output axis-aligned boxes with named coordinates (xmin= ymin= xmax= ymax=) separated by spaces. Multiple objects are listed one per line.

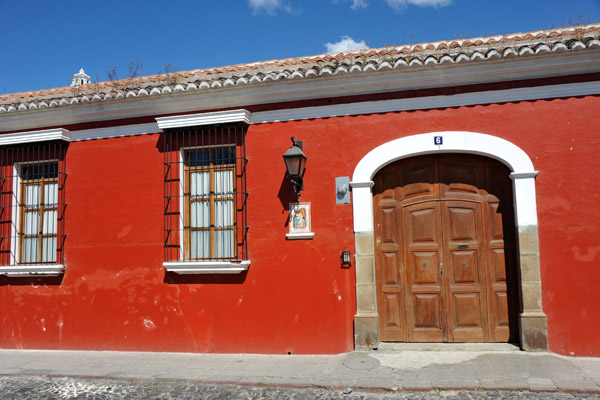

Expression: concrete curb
xmin=0 ymin=348 xmax=599 ymax=395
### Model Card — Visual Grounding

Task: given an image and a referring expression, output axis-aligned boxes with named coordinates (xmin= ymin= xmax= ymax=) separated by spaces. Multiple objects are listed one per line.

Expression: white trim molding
xmin=349 ymin=181 xmax=374 ymax=189
xmin=4 ymin=80 xmax=597 ymax=143
xmin=351 ymin=131 xmax=539 ymax=232
xmin=0 ymin=264 xmax=65 ymax=277
xmin=0 ymin=128 xmax=71 ymax=145
xmin=163 ymin=260 xmax=250 ymax=274
xmin=250 ymin=81 xmax=600 ymax=125
xmin=156 ymin=109 xmax=251 ymax=130
xmin=286 ymin=232 xmax=315 ymax=240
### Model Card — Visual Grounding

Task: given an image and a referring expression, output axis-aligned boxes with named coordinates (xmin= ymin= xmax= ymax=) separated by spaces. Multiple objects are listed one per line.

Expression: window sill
xmin=163 ymin=260 xmax=250 ymax=274
xmin=286 ymin=232 xmax=315 ymax=240
xmin=0 ymin=264 xmax=65 ymax=277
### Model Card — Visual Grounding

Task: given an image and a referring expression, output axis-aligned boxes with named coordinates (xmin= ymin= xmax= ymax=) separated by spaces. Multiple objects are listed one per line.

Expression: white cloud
xmin=248 ymin=0 xmax=293 ymax=14
xmin=331 ymin=0 xmax=368 ymax=10
xmin=351 ymin=0 xmax=368 ymax=10
xmin=325 ymin=36 xmax=369 ymax=53
xmin=386 ymin=0 xmax=452 ymax=10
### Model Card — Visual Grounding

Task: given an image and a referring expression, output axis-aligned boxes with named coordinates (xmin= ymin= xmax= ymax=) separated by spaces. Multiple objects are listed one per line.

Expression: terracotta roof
xmin=1 ymin=23 xmax=599 ymax=114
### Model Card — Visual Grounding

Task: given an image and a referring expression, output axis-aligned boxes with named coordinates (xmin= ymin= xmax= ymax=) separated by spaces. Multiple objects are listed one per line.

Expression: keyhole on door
xmin=422 ymin=263 xmax=427 ymax=268
xmin=462 ymin=262 xmax=467 ymax=267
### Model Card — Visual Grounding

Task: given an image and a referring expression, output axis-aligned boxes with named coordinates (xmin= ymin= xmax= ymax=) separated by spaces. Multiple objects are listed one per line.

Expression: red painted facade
xmin=0 ymin=93 xmax=598 ymax=355
xmin=1 ymin=25 xmax=600 ymax=356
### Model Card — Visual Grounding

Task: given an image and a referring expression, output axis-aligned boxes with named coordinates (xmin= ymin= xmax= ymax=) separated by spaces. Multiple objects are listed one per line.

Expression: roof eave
xmin=1 ymin=48 xmax=600 ymax=133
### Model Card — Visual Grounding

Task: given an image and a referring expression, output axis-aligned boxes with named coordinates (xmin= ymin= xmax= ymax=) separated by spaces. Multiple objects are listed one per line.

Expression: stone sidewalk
xmin=0 ymin=344 xmax=599 ymax=394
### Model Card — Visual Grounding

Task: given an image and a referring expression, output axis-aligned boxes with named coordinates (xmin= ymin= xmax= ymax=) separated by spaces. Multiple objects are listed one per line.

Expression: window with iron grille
xmin=163 ymin=124 xmax=248 ymax=265
xmin=0 ymin=142 xmax=67 ymax=268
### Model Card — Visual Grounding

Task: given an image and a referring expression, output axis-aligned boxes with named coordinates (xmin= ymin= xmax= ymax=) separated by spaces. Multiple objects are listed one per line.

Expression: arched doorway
xmin=372 ymin=154 xmax=519 ymax=343
xmin=350 ymin=131 xmax=548 ymax=351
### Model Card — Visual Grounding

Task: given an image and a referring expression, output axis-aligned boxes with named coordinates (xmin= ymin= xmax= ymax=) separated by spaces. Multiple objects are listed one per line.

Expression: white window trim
xmin=158 ymin=110 xmax=251 ymax=274
xmin=286 ymin=232 xmax=315 ymax=240
xmin=1 ymin=160 xmax=64 ymax=274
xmin=0 ymin=128 xmax=71 ymax=146
xmin=163 ymin=260 xmax=250 ymax=275
xmin=0 ymin=264 xmax=65 ymax=277
xmin=156 ymin=109 xmax=251 ymax=130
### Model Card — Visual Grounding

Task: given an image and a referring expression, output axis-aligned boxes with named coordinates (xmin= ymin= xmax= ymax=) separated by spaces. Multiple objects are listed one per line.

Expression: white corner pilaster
xmin=510 ymin=172 xmax=539 ymax=227
xmin=350 ymin=181 xmax=375 ymax=233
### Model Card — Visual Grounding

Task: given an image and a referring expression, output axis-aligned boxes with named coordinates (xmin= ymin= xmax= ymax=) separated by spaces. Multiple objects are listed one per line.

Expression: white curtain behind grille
xmin=215 ymin=169 xmax=234 ymax=258
xmin=25 ymin=184 xmax=40 ymax=208
xmin=45 ymin=183 xmax=58 ymax=206
xmin=190 ymin=171 xmax=210 ymax=258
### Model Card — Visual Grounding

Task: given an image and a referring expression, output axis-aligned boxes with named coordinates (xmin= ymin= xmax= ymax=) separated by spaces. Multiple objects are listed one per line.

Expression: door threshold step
xmin=376 ymin=342 xmax=520 ymax=352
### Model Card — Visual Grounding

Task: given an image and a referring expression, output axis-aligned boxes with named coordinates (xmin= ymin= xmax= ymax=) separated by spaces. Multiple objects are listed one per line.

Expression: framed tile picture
xmin=287 ymin=202 xmax=314 ymax=239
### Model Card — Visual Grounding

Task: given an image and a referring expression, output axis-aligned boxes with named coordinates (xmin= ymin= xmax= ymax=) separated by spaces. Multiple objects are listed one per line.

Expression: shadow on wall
xmin=164 ymin=270 xmax=248 ymax=285
xmin=278 ymin=174 xmax=297 ymax=220
xmin=0 ymin=275 xmax=64 ymax=286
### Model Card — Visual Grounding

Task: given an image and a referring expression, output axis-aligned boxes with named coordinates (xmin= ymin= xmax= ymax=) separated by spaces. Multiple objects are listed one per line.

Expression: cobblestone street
xmin=1 ymin=376 xmax=599 ymax=400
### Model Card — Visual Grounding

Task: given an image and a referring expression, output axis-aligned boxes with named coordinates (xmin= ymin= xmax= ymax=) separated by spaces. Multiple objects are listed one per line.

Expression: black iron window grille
xmin=163 ymin=124 xmax=248 ymax=263
xmin=0 ymin=142 xmax=67 ymax=266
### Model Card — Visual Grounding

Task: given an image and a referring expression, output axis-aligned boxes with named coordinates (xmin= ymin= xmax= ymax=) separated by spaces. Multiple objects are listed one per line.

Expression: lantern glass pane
xmin=284 ymin=157 xmax=301 ymax=177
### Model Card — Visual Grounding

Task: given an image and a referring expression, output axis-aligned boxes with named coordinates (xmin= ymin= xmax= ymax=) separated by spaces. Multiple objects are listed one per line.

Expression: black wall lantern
xmin=341 ymin=247 xmax=352 ymax=267
xmin=283 ymin=136 xmax=307 ymax=198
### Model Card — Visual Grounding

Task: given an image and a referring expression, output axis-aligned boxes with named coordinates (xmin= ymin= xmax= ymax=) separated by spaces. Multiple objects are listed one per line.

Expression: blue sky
xmin=1 ymin=0 xmax=599 ymax=95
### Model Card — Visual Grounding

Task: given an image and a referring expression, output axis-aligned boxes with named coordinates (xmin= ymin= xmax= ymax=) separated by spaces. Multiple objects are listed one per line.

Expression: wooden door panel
xmin=410 ymin=293 xmax=444 ymax=342
xmin=442 ymin=201 xmax=489 ymax=342
xmin=450 ymin=250 xmax=479 ymax=284
xmin=484 ymin=201 xmax=516 ymax=342
xmin=489 ymin=291 xmax=511 ymax=341
xmin=411 ymin=251 xmax=441 ymax=285
xmin=413 ymin=293 xmax=442 ymax=327
xmin=488 ymin=203 xmax=505 ymax=240
xmin=404 ymin=202 xmax=445 ymax=342
xmin=382 ymin=252 xmax=400 ymax=285
xmin=451 ymin=292 xmax=486 ymax=342
xmin=406 ymin=207 xmax=439 ymax=244
xmin=381 ymin=207 xmax=399 ymax=244
xmin=492 ymin=292 xmax=510 ymax=326
xmin=491 ymin=248 xmax=507 ymax=282
xmin=373 ymin=154 xmax=518 ymax=344
xmin=447 ymin=207 xmax=478 ymax=241
xmin=453 ymin=293 xmax=484 ymax=327
xmin=374 ymin=189 xmax=406 ymax=341
xmin=381 ymin=291 xmax=405 ymax=341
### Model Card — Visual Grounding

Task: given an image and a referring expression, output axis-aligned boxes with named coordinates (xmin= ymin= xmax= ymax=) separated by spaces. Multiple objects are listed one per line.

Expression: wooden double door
xmin=373 ymin=154 xmax=519 ymax=343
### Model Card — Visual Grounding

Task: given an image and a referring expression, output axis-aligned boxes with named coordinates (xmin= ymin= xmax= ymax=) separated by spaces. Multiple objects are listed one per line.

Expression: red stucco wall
xmin=0 ymin=94 xmax=598 ymax=355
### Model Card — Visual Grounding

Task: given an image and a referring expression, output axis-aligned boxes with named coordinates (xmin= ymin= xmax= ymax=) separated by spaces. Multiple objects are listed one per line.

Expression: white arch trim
xmin=350 ymin=131 xmax=539 ymax=232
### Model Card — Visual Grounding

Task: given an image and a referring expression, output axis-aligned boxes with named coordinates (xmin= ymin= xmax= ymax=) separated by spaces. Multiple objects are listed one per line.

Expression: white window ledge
xmin=0 ymin=265 xmax=65 ymax=277
xmin=286 ymin=232 xmax=315 ymax=240
xmin=163 ymin=260 xmax=250 ymax=274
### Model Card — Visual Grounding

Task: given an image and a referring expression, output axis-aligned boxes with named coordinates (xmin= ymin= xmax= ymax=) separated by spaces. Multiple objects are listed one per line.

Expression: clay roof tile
xmin=2 ymin=23 xmax=599 ymax=108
